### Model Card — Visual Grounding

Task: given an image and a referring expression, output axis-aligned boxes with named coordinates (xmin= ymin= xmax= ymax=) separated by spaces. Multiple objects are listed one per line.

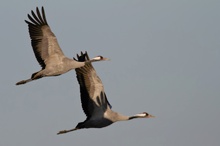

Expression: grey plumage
xmin=16 ymin=7 xmax=108 ymax=85
xmin=57 ymin=52 xmax=154 ymax=134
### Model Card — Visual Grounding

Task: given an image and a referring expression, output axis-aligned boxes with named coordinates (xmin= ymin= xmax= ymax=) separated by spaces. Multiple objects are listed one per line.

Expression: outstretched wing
xmin=25 ymin=7 xmax=65 ymax=69
xmin=75 ymin=52 xmax=112 ymax=118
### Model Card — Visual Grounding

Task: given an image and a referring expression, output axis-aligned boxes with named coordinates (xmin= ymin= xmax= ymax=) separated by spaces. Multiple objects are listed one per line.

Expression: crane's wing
xmin=75 ymin=52 xmax=112 ymax=118
xmin=25 ymin=7 xmax=65 ymax=69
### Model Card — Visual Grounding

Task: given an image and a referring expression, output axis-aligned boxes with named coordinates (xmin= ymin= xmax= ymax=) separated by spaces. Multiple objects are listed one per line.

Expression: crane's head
xmin=137 ymin=112 xmax=155 ymax=118
xmin=74 ymin=52 xmax=110 ymax=63
xmin=91 ymin=55 xmax=110 ymax=62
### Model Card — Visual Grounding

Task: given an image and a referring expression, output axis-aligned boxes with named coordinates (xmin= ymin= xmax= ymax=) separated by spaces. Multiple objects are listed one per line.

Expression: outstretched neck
xmin=106 ymin=111 xmax=130 ymax=122
xmin=109 ymin=112 xmax=147 ymax=122
xmin=85 ymin=58 xmax=101 ymax=64
xmin=85 ymin=56 xmax=109 ymax=64
xmin=71 ymin=60 xmax=86 ymax=68
xmin=116 ymin=114 xmax=130 ymax=121
xmin=128 ymin=115 xmax=141 ymax=120
xmin=128 ymin=113 xmax=148 ymax=120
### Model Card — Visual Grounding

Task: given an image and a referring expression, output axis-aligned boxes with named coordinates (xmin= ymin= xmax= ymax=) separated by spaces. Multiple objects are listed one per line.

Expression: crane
xmin=16 ymin=7 xmax=108 ymax=85
xmin=57 ymin=52 xmax=154 ymax=134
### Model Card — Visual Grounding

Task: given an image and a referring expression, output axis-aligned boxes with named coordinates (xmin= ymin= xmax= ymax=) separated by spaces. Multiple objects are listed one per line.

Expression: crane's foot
xmin=57 ymin=128 xmax=79 ymax=135
xmin=16 ymin=80 xmax=26 ymax=85
xmin=57 ymin=130 xmax=68 ymax=135
xmin=16 ymin=78 xmax=33 ymax=85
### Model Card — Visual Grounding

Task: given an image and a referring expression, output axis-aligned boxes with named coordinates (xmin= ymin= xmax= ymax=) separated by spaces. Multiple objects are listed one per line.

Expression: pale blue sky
xmin=1 ymin=0 xmax=220 ymax=146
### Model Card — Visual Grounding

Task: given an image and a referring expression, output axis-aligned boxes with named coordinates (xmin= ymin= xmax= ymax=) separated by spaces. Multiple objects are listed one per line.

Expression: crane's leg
xmin=15 ymin=71 xmax=43 ymax=85
xmin=57 ymin=128 xmax=79 ymax=135
xmin=16 ymin=78 xmax=33 ymax=85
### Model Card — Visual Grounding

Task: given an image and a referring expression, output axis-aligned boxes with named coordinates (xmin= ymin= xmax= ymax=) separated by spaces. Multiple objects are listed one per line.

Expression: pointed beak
xmin=147 ymin=114 xmax=155 ymax=118
xmin=102 ymin=57 xmax=110 ymax=61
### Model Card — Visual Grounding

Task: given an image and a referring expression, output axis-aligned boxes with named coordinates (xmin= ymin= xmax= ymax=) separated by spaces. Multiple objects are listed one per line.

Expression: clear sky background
xmin=1 ymin=0 xmax=220 ymax=146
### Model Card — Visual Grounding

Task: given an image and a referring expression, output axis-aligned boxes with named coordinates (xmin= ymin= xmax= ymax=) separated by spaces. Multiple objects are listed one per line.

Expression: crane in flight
xmin=16 ymin=7 xmax=108 ymax=85
xmin=57 ymin=52 xmax=154 ymax=134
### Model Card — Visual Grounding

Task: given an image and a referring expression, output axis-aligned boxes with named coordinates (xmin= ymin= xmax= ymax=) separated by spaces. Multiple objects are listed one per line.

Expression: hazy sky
xmin=1 ymin=0 xmax=220 ymax=146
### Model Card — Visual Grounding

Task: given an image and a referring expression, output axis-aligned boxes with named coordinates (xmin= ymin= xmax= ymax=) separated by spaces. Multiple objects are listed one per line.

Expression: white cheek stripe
xmin=135 ymin=113 xmax=146 ymax=117
xmin=92 ymin=57 xmax=101 ymax=60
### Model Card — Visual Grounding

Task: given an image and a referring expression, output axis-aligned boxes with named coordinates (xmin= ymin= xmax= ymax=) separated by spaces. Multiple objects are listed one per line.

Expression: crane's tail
xmin=16 ymin=78 xmax=33 ymax=85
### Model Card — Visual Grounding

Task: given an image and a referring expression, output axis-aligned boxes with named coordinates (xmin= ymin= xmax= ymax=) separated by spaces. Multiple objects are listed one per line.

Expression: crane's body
xmin=57 ymin=52 xmax=154 ymax=134
xmin=16 ymin=7 xmax=108 ymax=85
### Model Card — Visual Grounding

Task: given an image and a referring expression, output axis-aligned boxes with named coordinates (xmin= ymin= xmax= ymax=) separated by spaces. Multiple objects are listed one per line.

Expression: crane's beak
xmin=102 ymin=57 xmax=110 ymax=61
xmin=147 ymin=114 xmax=155 ymax=118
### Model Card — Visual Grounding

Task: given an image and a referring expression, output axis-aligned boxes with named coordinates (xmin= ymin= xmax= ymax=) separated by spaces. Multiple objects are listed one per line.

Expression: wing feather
xmin=75 ymin=52 xmax=112 ymax=118
xmin=25 ymin=7 xmax=64 ymax=68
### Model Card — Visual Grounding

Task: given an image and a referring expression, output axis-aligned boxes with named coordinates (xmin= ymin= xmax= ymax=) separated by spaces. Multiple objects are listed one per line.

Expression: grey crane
xmin=16 ymin=7 xmax=108 ymax=85
xmin=57 ymin=52 xmax=154 ymax=134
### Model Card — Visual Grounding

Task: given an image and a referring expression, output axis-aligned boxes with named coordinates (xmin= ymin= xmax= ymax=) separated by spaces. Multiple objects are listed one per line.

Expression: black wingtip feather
xmin=31 ymin=10 xmax=41 ymax=25
xmin=41 ymin=6 xmax=48 ymax=25
xmin=36 ymin=7 xmax=45 ymax=24
xmin=76 ymin=51 xmax=90 ymax=62
xmin=25 ymin=6 xmax=48 ymax=26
